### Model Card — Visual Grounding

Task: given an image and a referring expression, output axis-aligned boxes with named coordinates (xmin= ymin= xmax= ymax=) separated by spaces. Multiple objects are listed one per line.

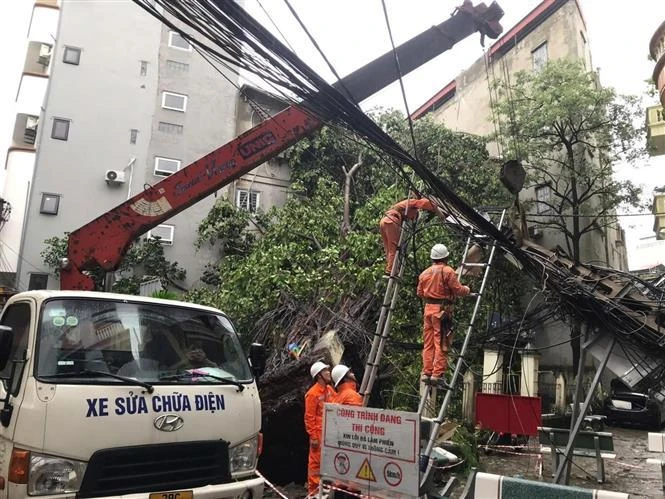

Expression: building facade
xmin=649 ymin=22 xmax=665 ymax=239
xmin=1 ymin=1 xmax=289 ymax=292
xmin=652 ymin=21 xmax=665 ymax=109
xmin=412 ymin=0 xmax=629 ymax=393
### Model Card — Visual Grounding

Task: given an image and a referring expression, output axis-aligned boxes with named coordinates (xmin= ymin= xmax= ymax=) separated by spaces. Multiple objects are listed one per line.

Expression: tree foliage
xmin=492 ymin=59 xmax=644 ymax=262
xmin=492 ymin=59 xmax=646 ymax=373
xmin=41 ymin=234 xmax=186 ymax=294
xmin=190 ymin=110 xmax=524 ymax=411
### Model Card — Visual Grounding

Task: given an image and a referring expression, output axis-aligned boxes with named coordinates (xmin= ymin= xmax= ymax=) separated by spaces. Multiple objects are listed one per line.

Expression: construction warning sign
xmin=320 ymin=404 xmax=419 ymax=497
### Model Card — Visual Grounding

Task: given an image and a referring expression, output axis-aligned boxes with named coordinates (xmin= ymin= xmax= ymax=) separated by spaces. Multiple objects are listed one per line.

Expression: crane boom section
xmin=61 ymin=2 xmax=504 ymax=290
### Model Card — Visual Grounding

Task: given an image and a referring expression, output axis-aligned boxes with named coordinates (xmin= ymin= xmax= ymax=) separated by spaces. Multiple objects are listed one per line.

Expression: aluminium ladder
xmin=418 ymin=209 xmax=506 ymax=489
xmin=359 ymin=214 xmax=413 ymax=406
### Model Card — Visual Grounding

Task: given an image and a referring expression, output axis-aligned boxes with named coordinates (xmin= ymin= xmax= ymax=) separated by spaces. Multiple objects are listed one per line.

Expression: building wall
xmin=429 ymin=2 xmax=588 ymax=146
xmin=0 ymin=2 xmax=60 ymax=289
xmin=232 ymin=88 xmax=290 ymax=216
xmin=12 ymin=1 xmax=295 ymax=292
xmin=651 ymin=21 xmax=665 ymax=107
xmin=17 ymin=0 xmax=239 ymax=290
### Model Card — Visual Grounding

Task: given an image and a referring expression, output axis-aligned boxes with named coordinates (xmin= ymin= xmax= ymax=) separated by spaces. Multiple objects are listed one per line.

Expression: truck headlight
xmin=229 ymin=436 xmax=259 ymax=476
xmin=28 ymin=452 xmax=87 ymax=495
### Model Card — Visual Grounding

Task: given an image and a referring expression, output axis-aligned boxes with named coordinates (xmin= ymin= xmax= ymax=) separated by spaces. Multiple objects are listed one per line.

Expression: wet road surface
xmin=473 ymin=425 xmax=664 ymax=498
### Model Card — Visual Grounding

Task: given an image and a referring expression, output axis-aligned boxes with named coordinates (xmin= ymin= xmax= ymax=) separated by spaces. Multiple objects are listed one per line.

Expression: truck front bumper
xmin=33 ymin=476 xmax=264 ymax=499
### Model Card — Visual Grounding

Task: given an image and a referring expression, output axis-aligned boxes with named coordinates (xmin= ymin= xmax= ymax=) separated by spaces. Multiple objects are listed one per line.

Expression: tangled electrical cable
xmin=132 ymin=0 xmax=665 ymax=391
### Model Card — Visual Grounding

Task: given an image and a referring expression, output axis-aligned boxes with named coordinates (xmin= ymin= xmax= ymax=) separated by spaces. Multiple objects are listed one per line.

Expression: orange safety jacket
xmin=304 ymin=382 xmax=336 ymax=440
xmin=384 ymin=198 xmax=437 ymax=222
xmin=334 ymin=381 xmax=363 ymax=406
xmin=417 ymin=262 xmax=470 ymax=304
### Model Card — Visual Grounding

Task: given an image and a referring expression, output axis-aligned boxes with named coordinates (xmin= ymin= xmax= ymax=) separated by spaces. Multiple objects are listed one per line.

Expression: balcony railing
xmin=654 ymin=193 xmax=665 ymax=240
xmin=651 ymin=21 xmax=665 ymax=62
xmin=647 ymin=105 xmax=665 ymax=156
xmin=12 ymin=114 xmax=39 ymax=149
xmin=23 ymin=41 xmax=52 ymax=76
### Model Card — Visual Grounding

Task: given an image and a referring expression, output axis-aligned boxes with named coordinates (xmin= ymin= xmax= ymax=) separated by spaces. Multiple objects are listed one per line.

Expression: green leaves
xmin=491 ymin=59 xmax=645 ymax=261
xmin=189 ymin=110 xmax=524 ymax=413
xmin=41 ymin=234 xmax=186 ymax=294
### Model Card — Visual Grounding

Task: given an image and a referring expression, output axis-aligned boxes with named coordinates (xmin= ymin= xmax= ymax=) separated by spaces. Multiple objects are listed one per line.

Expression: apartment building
xmin=411 ymin=0 xmax=629 ymax=394
xmin=412 ymin=0 xmax=627 ymax=269
xmin=652 ymin=20 xmax=665 ymax=109
xmin=1 ymin=1 xmax=289 ymax=292
xmin=649 ymin=21 xmax=665 ymax=240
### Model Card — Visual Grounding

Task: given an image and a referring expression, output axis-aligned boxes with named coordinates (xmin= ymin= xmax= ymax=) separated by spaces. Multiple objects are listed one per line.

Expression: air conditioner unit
xmin=105 ymin=170 xmax=126 ymax=184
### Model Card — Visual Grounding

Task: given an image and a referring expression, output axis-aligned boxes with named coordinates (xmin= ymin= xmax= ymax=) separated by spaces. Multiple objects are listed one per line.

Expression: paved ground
xmin=474 ymin=425 xmax=664 ymax=498
xmin=264 ymin=425 xmax=665 ymax=498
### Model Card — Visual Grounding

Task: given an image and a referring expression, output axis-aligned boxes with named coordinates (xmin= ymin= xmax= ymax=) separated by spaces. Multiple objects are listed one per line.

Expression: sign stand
xmin=320 ymin=404 xmax=420 ymax=497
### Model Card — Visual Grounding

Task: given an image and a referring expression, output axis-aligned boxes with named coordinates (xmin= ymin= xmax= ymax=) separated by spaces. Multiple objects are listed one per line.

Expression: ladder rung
xmin=462 ymin=262 xmax=488 ymax=268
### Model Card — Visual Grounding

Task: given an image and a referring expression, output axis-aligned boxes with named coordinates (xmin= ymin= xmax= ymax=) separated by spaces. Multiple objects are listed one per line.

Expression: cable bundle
xmin=132 ymin=0 xmax=664 ymax=388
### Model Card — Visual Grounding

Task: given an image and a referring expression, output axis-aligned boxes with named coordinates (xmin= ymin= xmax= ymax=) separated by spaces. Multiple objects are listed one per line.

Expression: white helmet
xmin=430 ymin=243 xmax=449 ymax=260
xmin=310 ymin=361 xmax=330 ymax=379
xmin=332 ymin=364 xmax=351 ymax=388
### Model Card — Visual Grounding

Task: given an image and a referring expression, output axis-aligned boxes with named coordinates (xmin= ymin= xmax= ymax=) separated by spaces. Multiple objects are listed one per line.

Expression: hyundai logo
xmin=153 ymin=414 xmax=184 ymax=432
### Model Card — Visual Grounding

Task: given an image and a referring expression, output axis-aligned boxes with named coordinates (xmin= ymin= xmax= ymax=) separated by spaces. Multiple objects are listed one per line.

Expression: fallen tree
xmin=254 ymin=291 xmax=377 ymax=484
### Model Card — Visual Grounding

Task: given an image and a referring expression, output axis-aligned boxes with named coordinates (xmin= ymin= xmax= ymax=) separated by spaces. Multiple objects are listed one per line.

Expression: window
xmin=35 ymin=299 xmax=253 ymax=383
xmin=140 ymin=60 xmax=148 ymax=76
xmin=63 ymin=46 xmax=81 ymax=65
xmin=154 ymin=157 xmax=181 ymax=176
xmin=51 ymin=118 xmax=70 ymax=141
xmin=168 ymin=31 xmax=191 ymax=51
xmin=161 ymin=91 xmax=188 ymax=112
xmin=28 ymin=273 xmax=48 ymax=290
xmin=535 ymin=184 xmax=552 ymax=214
xmin=236 ymin=189 xmax=260 ymax=213
xmin=0 ymin=302 xmax=31 ymax=395
xmin=166 ymin=60 xmax=189 ymax=72
xmin=147 ymin=224 xmax=174 ymax=245
xmin=130 ymin=128 xmax=138 ymax=144
xmin=532 ymin=42 xmax=548 ymax=72
xmin=158 ymin=122 xmax=183 ymax=134
xmin=40 ymin=193 xmax=61 ymax=215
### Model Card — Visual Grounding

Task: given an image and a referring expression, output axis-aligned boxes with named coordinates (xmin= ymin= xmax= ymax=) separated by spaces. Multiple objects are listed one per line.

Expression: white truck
xmin=0 ymin=290 xmax=265 ymax=498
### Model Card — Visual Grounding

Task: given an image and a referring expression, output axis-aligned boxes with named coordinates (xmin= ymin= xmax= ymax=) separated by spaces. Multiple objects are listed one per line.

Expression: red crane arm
xmin=61 ymin=2 xmax=503 ymax=290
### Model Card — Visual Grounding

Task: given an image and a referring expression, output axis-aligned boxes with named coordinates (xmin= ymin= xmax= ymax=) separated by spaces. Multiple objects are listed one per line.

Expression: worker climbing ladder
xmin=418 ymin=209 xmax=506 ymax=488
xmin=359 ymin=210 xmax=413 ymax=405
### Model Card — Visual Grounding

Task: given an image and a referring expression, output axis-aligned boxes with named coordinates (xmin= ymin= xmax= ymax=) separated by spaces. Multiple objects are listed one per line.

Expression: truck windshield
xmin=36 ymin=299 xmax=252 ymax=385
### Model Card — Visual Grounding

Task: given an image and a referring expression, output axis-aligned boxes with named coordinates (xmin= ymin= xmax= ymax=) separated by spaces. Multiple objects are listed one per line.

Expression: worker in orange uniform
xmin=304 ymin=361 xmax=335 ymax=496
xmin=331 ymin=364 xmax=362 ymax=406
xmin=417 ymin=244 xmax=471 ymax=386
xmin=380 ymin=195 xmax=438 ymax=275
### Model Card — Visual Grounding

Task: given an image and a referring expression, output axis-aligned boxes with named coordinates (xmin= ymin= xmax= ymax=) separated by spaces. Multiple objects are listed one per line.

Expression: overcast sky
xmin=1 ymin=0 xmax=663 ymax=267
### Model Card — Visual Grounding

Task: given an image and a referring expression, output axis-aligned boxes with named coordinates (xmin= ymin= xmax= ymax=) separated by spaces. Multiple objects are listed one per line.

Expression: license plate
xmin=149 ymin=491 xmax=193 ymax=499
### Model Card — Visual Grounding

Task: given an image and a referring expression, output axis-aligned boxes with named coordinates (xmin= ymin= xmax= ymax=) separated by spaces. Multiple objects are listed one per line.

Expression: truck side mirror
xmin=0 ymin=326 xmax=13 ymax=371
xmin=248 ymin=343 xmax=266 ymax=378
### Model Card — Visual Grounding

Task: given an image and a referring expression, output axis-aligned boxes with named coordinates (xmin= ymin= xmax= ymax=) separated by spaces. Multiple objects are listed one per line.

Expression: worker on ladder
xmin=417 ymin=244 xmax=471 ymax=386
xmin=380 ymin=194 xmax=438 ymax=275
xmin=331 ymin=364 xmax=362 ymax=406
xmin=304 ymin=361 xmax=335 ymax=497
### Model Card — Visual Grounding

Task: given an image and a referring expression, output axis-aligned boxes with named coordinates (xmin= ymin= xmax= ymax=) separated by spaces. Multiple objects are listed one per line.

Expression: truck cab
xmin=0 ymin=290 xmax=264 ymax=498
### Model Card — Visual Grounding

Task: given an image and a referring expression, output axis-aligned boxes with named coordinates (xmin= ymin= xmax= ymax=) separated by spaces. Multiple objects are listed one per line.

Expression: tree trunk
xmin=567 ymin=145 xmax=582 ymax=375
xmin=341 ymin=153 xmax=362 ymax=239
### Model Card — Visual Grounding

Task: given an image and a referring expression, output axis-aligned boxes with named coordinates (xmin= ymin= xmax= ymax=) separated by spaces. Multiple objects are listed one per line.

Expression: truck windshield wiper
xmin=159 ymin=370 xmax=245 ymax=392
xmin=41 ymin=369 xmax=155 ymax=394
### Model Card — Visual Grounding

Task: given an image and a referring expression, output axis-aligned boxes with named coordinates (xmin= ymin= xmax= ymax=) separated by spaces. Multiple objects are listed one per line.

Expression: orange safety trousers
xmin=380 ymin=216 xmax=401 ymax=274
xmin=422 ymin=304 xmax=453 ymax=378
xmin=307 ymin=442 xmax=322 ymax=495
